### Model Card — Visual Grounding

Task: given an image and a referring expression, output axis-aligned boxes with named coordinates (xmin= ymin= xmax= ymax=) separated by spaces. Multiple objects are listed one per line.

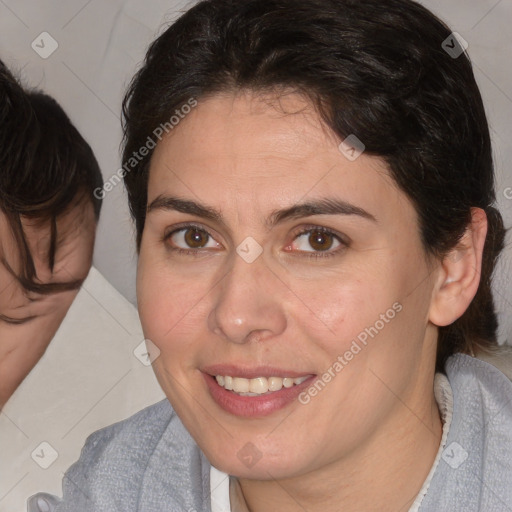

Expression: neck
xmin=235 ymin=379 xmax=442 ymax=512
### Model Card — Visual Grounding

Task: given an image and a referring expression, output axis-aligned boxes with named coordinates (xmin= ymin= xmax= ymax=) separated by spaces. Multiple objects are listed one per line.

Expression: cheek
xmin=288 ymin=266 xmax=396 ymax=345
xmin=289 ymin=257 xmax=421 ymax=375
xmin=136 ymin=254 xmax=211 ymax=350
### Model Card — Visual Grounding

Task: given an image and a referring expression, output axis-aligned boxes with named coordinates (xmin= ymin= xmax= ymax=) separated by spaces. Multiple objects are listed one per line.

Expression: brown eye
xmin=291 ymin=228 xmax=343 ymax=254
xmin=184 ymin=228 xmax=209 ymax=248
xmin=168 ymin=226 xmax=219 ymax=251
xmin=308 ymin=230 xmax=334 ymax=251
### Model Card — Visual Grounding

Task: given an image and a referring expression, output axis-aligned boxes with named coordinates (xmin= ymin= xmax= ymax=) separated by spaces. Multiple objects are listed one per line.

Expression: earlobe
xmin=429 ymin=208 xmax=488 ymax=327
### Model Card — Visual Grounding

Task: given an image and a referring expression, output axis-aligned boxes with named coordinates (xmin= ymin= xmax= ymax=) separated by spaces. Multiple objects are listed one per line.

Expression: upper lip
xmin=202 ymin=364 xmax=315 ymax=379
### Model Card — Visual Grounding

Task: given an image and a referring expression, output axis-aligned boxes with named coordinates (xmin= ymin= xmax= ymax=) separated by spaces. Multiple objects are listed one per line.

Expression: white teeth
xmin=268 ymin=376 xmax=283 ymax=391
xmin=249 ymin=377 xmax=268 ymax=394
xmin=233 ymin=377 xmax=250 ymax=393
xmin=215 ymin=374 xmax=309 ymax=395
xmin=283 ymin=377 xmax=294 ymax=388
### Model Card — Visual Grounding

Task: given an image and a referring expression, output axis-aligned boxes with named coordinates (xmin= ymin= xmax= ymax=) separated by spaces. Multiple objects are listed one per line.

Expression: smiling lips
xmin=215 ymin=375 xmax=309 ymax=395
xmin=203 ymin=368 xmax=316 ymax=417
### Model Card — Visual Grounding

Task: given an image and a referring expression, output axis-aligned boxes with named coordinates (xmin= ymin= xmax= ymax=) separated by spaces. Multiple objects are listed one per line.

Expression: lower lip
xmin=202 ymin=373 xmax=316 ymax=417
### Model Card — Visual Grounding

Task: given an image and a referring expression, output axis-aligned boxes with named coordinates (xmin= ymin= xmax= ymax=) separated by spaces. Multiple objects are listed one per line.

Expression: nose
xmin=208 ymin=252 xmax=287 ymax=344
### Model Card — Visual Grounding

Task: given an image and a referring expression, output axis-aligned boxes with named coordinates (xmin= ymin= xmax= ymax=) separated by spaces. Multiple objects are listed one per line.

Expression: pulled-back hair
xmin=0 ymin=60 xmax=103 ymax=293
xmin=122 ymin=0 xmax=506 ymax=369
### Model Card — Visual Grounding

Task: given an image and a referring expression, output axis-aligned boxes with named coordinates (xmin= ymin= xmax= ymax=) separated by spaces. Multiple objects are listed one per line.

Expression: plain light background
xmin=0 ymin=0 xmax=511 ymax=340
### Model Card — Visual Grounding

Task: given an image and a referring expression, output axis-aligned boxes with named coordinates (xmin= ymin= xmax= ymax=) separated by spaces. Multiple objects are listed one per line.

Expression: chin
xmin=204 ymin=439 xmax=311 ymax=480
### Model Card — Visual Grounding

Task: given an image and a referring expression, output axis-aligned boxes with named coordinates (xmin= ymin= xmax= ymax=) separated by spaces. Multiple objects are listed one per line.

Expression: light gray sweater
xmin=28 ymin=354 xmax=512 ymax=511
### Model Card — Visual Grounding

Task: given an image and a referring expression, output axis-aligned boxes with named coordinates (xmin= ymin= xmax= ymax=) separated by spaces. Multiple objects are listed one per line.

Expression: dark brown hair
xmin=0 ymin=60 xmax=103 ymax=295
xmin=121 ymin=0 xmax=506 ymax=369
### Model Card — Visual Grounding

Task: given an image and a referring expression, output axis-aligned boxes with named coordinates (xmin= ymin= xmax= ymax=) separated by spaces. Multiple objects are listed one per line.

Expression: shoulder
xmin=444 ymin=351 xmax=512 ymax=461
xmin=83 ymin=397 xmax=174 ymax=452
xmin=28 ymin=399 xmax=183 ymax=512
xmin=419 ymin=351 xmax=512 ymax=510
xmin=474 ymin=344 xmax=512 ymax=380
xmin=69 ymin=398 xmax=175 ymax=474
xmin=445 ymin=348 xmax=512 ymax=404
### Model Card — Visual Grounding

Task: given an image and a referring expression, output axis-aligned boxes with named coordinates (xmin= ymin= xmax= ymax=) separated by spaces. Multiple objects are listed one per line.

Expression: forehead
xmin=148 ymin=91 xmax=409 ymax=223
xmin=151 ymin=91 xmax=341 ymax=174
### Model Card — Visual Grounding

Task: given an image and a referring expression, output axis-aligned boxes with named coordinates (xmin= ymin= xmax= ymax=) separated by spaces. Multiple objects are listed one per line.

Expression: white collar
xmin=210 ymin=464 xmax=231 ymax=512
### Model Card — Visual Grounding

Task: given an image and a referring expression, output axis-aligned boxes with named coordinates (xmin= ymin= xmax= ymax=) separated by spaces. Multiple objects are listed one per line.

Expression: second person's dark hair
xmin=0 ymin=60 xmax=103 ymax=293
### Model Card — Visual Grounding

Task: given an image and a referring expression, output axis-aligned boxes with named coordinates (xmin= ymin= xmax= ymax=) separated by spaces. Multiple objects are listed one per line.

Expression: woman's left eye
xmin=290 ymin=229 xmax=344 ymax=253
xmin=166 ymin=227 xmax=220 ymax=250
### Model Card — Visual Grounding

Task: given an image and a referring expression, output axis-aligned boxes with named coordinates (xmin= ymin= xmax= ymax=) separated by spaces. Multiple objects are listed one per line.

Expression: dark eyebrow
xmin=147 ymin=196 xmax=224 ymax=224
xmin=267 ymin=198 xmax=377 ymax=227
xmin=147 ymin=195 xmax=376 ymax=227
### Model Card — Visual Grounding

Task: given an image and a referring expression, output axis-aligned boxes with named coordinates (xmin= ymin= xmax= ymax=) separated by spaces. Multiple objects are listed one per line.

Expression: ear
xmin=429 ymin=207 xmax=488 ymax=327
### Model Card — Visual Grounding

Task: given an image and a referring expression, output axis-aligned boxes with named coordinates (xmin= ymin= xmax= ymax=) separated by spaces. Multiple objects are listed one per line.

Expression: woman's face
xmin=137 ymin=91 xmax=442 ymax=479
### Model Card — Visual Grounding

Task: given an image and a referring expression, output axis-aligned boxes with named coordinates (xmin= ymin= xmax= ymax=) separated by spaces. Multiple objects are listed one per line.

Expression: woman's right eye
xmin=166 ymin=226 xmax=221 ymax=251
